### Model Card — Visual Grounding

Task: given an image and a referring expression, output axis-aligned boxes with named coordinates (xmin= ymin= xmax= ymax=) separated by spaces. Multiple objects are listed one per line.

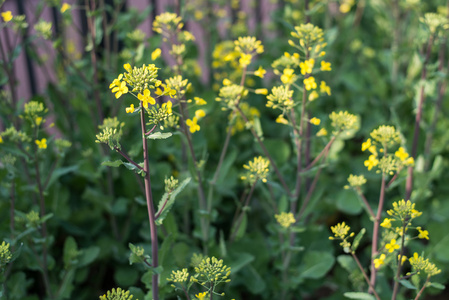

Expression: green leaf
xmin=46 ymin=165 xmax=79 ymax=188
xmin=101 ymin=160 xmax=124 ymax=167
xmin=337 ymin=255 xmax=357 ymax=273
xmin=232 ymin=212 xmax=247 ymax=241
xmin=228 ymin=252 xmax=254 ymax=273
xmin=429 ymin=282 xmax=445 ymax=290
xmin=78 ymin=246 xmax=99 ymax=267
xmin=146 ymin=132 xmax=173 ymax=139
xmin=63 ymin=236 xmax=79 ymax=269
xmin=343 ymin=292 xmax=376 ymax=300
xmin=155 ymin=178 xmax=191 ymax=225
xmin=336 ymin=189 xmax=362 ymax=215
xmin=243 ymin=264 xmax=266 ymax=294
xmin=299 ymin=251 xmax=335 ymax=279
xmin=399 ymin=279 xmax=417 ymax=290
xmin=351 ymin=228 xmax=366 ymax=252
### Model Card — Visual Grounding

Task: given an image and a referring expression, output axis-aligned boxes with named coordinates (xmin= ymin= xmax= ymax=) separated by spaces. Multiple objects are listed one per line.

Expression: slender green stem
xmin=140 ymin=106 xmax=159 ymax=300
xmin=114 ymin=146 xmax=144 ymax=171
xmin=391 ymin=220 xmax=408 ymax=300
xmin=414 ymin=277 xmax=430 ymax=300
xmin=229 ymin=180 xmax=257 ymax=242
xmin=351 ymin=253 xmax=381 ymax=300
xmin=405 ymin=34 xmax=434 ymax=201
xmin=357 ymin=189 xmax=375 ymax=220
xmin=370 ymin=173 xmax=386 ymax=293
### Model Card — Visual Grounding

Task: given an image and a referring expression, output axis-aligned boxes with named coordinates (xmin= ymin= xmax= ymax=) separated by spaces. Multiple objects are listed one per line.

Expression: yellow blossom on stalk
xmin=99 ymin=287 xmax=134 ymax=300
xmin=276 ymin=114 xmax=289 ymax=125
xmin=266 ymin=85 xmax=294 ymax=110
xmin=0 ymin=241 xmax=12 ymax=266
xmin=216 ymin=84 xmax=246 ymax=110
xmin=35 ymin=138 xmax=47 ymax=149
xmin=153 ymin=12 xmax=183 ymax=35
xmin=387 ymin=199 xmax=422 ymax=222
xmin=255 ymin=88 xmax=268 ymax=95
xmin=223 ymin=78 xmax=232 ymax=86
xmin=0 ymin=136 xmax=3 ymax=143
xmin=195 ymin=109 xmax=206 ymax=120
xmin=308 ymin=90 xmax=319 ymax=101
xmin=320 ymin=81 xmax=331 ymax=95
xmin=281 ymin=68 xmax=295 ymax=84
xmin=316 ymin=128 xmax=327 ymax=136
xmin=385 ymin=239 xmax=400 ymax=253
xmin=330 ymin=222 xmax=351 ymax=239
xmin=395 ymin=147 xmax=410 ymax=161
xmin=241 ymin=156 xmax=270 ymax=184
xmin=329 ymin=111 xmax=359 ymax=137
xmin=194 ymin=256 xmax=231 ymax=288
xmin=310 ymin=117 xmax=320 ymax=125
xmin=304 ymin=76 xmax=317 ymax=90
xmin=345 ymin=174 xmax=366 ymax=189
xmin=380 ymin=218 xmax=392 ymax=228
xmin=364 ymin=155 xmax=379 ymax=171
xmin=151 ymin=48 xmax=161 ymax=60
xmin=137 ymin=89 xmax=155 ymax=108
xmin=409 ymin=252 xmax=441 ymax=277
xmin=195 ymin=292 xmax=208 ymax=300
xmin=275 ymin=212 xmax=296 ymax=228
xmin=167 ymin=268 xmax=189 ymax=284
xmin=239 ymin=53 xmax=252 ymax=67
xmin=370 ymin=125 xmax=401 ymax=148
xmin=418 ymin=228 xmax=429 ymax=240
xmin=1 ymin=11 xmax=13 ymax=23
xmin=162 ymin=101 xmax=172 ymax=114
xmin=234 ymin=36 xmax=264 ymax=55
xmin=186 ymin=117 xmax=200 ymax=133
xmin=61 ymin=3 xmax=71 ymax=13
xmin=35 ymin=116 xmax=43 ymax=126
xmin=299 ymin=58 xmax=315 ymax=75
xmin=373 ymin=254 xmax=386 ymax=269
xmin=110 ymin=80 xmax=128 ymax=99
xmin=125 ymin=104 xmax=135 ymax=113
xmin=194 ymin=97 xmax=207 ymax=105
xmin=320 ymin=61 xmax=331 ymax=71
xmin=362 ymin=138 xmax=372 ymax=151
xmin=398 ymin=254 xmax=407 ymax=265
xmin=254 ymin=66 xmax=266 ymax=78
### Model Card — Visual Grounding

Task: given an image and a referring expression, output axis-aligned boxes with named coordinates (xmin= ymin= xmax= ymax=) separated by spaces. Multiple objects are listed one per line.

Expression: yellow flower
xmin=239 ymin=53 xmax=252 ymax=67
xmin=340 ymin=3 xmax=351 ymax=13
xmin=111 ymin=81 xmax=129 ymax=99
xmin=0 ymin=136 xmax=3 ymax=143
xmin=125 ymin=104 xmax=135 ymax=113
xmin=395 ymin=147 xmax=409 ymax=161
xmin=151 ymin=48 xmax=161 ymax=60
xmin=281 ymin=68 xmax=295 ymax=84
xmin=194 ymin=97 xmax=207 ymax=105
xmin=316 ymin=128 xmax=327 ymax=136
xmin=418 ymin=229 xmax=429 ymax=240
xmin=196 ymin=292 xmax=208 ymax=300
xmin=385 ymin=239 xmax=400 ymax=253
xmin=254 ymin=66 xmax=266 ymax=78
xmin=310 ymin=117 xmax=320 ymax=125
xmin=404 ymin=157 xmax=414 ymax=166
xmin=373 ymin=254 xmax=386 ymax=269
xmin=364 ymin=155 xmax=379 ymax=171
xmin=186 ymin=117 xmax=200 ymax=133
xmin=35 ymin=138 xmax=47 ymax=149
xmin=1 ymin=11 xmax=13 ymax=23
xmin=255 ymin=88 xmax=268 ymax=95
xmin=303 ymin=76 xmax=317 ymax=90
xmin=320 ymin=81 xmax=331 ymax=95
xmin=380 ymin=218 xmax=392 ymax=228
xmin=320 ymin=61 xmax=331 ymax=71
xmin=361 ymin=138 xmax=372 ymax=151
xmin=276 ymin=114 xmax=288 ymax=125
xmin=35 ymin=116 xmax=43 ymax=126
xmin=137 ymin=89 xmax=155 ymax=108
xmin=162 ymin=101 xmax=172 ymax=114
xmin=398 ymin=254 xmax=407 ymax=265
xmin=299 ymin=58 xmax=315 ymax=75
xmin=123 ymin=63 xmax=132 ymax=73
xmin=60 ymin=3 xmax=71 ymax=13
xmin=195 ymin=109 xmax=206 ymax=120
xmin=223 ymin=78 xmax=232 ymax=86
xmin=275 ymin=212 xmax=296 ymax=228
xmin=308 ymin=90 xmax=319 ymax=101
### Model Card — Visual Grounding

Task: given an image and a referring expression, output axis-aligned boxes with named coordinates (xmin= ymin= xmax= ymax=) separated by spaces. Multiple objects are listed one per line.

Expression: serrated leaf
xmin=343 ymin=292 xmax=376 ymax=300
xmin=146 ymin=132 xmax=172 ymax=140
xmin=351 ymin=228 xmax=366 ymax=252
xmin=155 ymin=178 xmax=191 ymax=225
xmin=399 ymin=279 xmax=417 ymax=290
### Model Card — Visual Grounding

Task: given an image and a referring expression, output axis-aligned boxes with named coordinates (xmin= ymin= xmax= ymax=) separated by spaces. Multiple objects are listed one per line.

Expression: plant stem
xmin=414 ymin=277 xmax=430 ymax=300
xmin=114 ymin=146 xmax=144 ymax=171
xmin=140 ymin=106 xmax=159 ymax=300
xmin=229 ymin=180 xmax=257 ymax=242
xmin=391 ymin=220 xmax=408 ymax=300
xmin=357 ymin=189 xmax=376 ymax=220
xmin=369 ymin=173 xmax=386 ymax=293
xmin=351 ymin=253 xmax=381 ymax=300
xmin=405 ymin=34 xmax=434 ymax=201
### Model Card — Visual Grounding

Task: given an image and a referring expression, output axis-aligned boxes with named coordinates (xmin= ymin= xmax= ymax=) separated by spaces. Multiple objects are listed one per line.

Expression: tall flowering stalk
xmin=98 ymin=63 xmax=177 ymax=300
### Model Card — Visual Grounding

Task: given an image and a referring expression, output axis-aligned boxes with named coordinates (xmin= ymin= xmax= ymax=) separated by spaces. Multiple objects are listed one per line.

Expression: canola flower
xmin=344 ymin=174 xmax=367 ymax=189
xmin=385 ymin=239 xmax=400 ymax=253
xmin=0 ymin=241 xmax=12 ymax=266
xmin=329 ymin=222 xmax=355 ymax=252
xmin=373 ymin=254 xmax=386 ymax=269
xmin=193 ymin=256 xmax=231 ymax=293
xmin=195 ymin=292 xmax=208 ymax=300
xmin=99 ymin=288 xmax=135 ymax=300
xmin=409 ymin=252 xmax=441 ymax=277
xmin=275 ymin=212 xmax=296 ymax=228
xmin=1 ymin=11 xmax=13 ymax=23
xmin=167 ymin=268 xmax=189 ymax=285
xmin=61 ymin=3 xmax=71 ymax=13
xmin=240 ymin=156 xmax=270 ymax=184
xmin=35 ymin=138 xmax=47 ymax=149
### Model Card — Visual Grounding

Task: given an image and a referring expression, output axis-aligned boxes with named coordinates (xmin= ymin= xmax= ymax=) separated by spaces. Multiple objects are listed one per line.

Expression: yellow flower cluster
xmin=387 ymin=199 xmax=422 ymax=222
xmin=95 ymin=117 xmax=125 ymax=150
xmin=228 ymin=102 xmax=260 ymax=135
xmin=234 ymin=36 xmax=264 ymax=67
xmin=329 ymin=222 xmax=355 ymax=252
xmin=240 ymin=156 xmax=270 ymax=184
xmin=193 ymin=256 xmax=231 ymax=287
xmin=266 ymin=85 xmax=294 ymax=111
xmin=344 ymin=174 xmax=367 ymax=189
xmin=409 ymin=252 xmax=441 ymax=277
xmin=215 ymin=84 xmax=247 ymax=111
xmin=0 ymin=241 xmax=12 ymax=266
xmin=275 ymin=212 xmax=296 ymax=228
xmin=329 ymin=111 xmax=359 ymax=137
xmin=99 ymin=288 xmax=135 ymax=300
xmin=167 ymin=268 xmax=189 ymax=284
